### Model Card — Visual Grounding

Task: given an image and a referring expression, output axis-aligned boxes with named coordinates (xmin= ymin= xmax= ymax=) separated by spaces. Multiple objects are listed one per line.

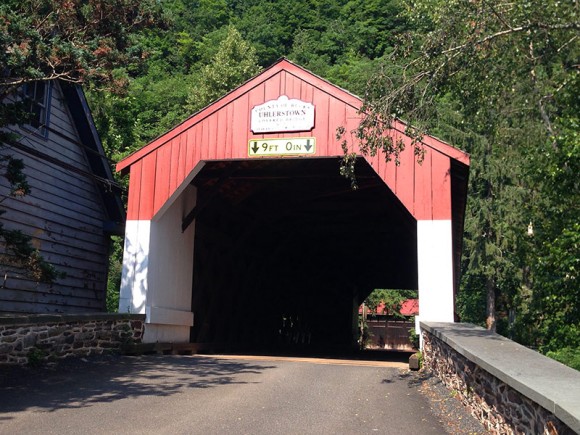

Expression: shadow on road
xmin=0 ymin=355 xmax=276 ymax=414
xmin=380 ymin=367 xmax=434 ymax=386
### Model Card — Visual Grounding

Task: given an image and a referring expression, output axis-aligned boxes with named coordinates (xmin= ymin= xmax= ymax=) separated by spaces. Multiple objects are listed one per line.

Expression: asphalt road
xmin=0 ymin=354 xmax=477 ymax=434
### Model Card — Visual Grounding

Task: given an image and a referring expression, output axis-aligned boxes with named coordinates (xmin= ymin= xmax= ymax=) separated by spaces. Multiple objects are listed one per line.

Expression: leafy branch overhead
xmin=356 ymin=0 xmax=579 ymax=152
xmin=0 ymin=0 xmax=163 ymax=94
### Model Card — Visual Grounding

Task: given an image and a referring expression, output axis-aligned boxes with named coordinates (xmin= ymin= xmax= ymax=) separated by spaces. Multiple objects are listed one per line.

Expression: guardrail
xmin=421 ymin=322 xmax=579 ymax=434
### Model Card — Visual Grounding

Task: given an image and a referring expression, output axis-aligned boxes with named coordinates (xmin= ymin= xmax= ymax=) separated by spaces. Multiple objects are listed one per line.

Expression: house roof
xmin=117 ymin=58 xmax=469 ymax=220
xmin=400 ymin=299 xmax=419 ymax=316
xmin=359 ymin=299 xmax=419 ymax=317
xmin=60 ymin=83 xmax=126 ymax=234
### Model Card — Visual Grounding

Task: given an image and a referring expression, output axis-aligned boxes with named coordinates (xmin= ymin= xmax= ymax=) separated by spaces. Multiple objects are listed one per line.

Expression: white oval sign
xmin=251 ymin=95 xmax=315 ymax=133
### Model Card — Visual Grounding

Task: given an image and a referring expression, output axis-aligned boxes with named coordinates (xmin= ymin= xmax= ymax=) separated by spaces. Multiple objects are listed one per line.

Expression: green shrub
xmin=546 ymin=347 xmax=580 ymax=371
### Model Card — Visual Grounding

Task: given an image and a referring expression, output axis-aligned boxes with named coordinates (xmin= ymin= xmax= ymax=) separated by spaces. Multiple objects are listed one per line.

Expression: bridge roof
xmin=117 ymin=58 xmax=469 ymax=224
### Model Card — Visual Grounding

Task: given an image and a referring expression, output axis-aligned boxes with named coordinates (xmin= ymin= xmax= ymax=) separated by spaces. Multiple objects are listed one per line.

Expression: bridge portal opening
xmin=189 ymin=157 xmax=417 ymax=352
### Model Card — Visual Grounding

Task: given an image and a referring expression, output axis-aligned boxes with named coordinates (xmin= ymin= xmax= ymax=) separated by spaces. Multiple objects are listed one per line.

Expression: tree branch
xmin=441 ymin=22 xmax=580 ymax=57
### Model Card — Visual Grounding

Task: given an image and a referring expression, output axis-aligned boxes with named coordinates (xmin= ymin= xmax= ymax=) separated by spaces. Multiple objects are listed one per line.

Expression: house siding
xmin=0 ymin=82 xmax=110 ymax=314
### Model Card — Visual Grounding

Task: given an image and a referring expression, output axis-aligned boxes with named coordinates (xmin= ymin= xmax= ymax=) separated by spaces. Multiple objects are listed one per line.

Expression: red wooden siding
xmin=126 ymin=160 xmax=142 ymax=220
xmin=396 ymin=135 xmax=416 ymax=215
xmin=139 ymin=152 xmax=157 ymax=221
xmin=431 ymin=150 xmax=453 ymax=220
xmin=414 ymin=148 xmax=433 ymax=220
xmin=119 ymin=59 xmax=468 ymax=222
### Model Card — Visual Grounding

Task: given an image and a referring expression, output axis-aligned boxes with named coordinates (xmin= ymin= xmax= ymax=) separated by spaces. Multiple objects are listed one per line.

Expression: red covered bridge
xmin=117 ymin=59 xmax=469 ymax=348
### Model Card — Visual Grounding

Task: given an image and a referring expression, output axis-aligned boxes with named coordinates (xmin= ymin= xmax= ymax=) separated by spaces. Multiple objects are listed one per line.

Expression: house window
xmin=23 ymin=81 xmax=51 ymax=136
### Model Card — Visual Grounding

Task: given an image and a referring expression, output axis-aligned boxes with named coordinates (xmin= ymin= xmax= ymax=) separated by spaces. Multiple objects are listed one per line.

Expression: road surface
xmin=0 ymin=354 xmax=481 ymax=434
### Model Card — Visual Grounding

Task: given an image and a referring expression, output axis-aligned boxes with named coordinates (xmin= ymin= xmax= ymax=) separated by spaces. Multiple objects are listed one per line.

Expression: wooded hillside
xmin=2 ymin=0 xmax=576 ymax=368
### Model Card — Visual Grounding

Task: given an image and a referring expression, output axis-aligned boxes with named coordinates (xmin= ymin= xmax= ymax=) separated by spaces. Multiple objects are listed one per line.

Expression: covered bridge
xmin=117 ymin=59 xmax=470 ymax=348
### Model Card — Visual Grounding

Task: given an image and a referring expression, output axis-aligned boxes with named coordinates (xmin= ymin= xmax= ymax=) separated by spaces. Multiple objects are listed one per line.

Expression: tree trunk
xmin=486 ymin=277 xmax=496 ymax=332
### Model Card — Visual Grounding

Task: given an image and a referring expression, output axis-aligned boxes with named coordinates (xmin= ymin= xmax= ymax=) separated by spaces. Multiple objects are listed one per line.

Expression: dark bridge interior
xmin=189 ymin=157 xmax=417 ymax=353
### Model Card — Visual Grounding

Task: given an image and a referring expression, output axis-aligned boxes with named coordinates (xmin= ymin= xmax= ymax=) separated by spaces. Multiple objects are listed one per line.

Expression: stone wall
xmin=0 ymin=313 xmax=145 ymax=365
xmin=421 ymin=323 xmax=577 ymax=435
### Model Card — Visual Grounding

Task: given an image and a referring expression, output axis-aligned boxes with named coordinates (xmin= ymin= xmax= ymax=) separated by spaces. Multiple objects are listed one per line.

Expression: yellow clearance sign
xmin=248 ymin=137 xmax=316 ymax=157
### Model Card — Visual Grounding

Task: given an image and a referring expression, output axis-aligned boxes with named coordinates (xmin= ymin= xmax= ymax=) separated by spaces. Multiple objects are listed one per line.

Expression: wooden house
xmin=0 ymin=81 xmax=124 ymax=314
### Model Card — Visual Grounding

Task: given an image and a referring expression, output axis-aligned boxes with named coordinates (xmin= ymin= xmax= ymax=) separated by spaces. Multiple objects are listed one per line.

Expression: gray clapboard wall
xmin=0 ymin=81 xmax=124 ymax=314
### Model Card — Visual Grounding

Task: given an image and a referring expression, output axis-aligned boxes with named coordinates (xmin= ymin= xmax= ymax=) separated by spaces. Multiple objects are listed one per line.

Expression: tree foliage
xmin=0 ymin=0 xmax=162 ymax=91
xmin=351 ymin=0 xmax=579 ymax=366
xmin=186 ymin=25 xmax=262 ymax=112
xmin=364 ymin=289 xmax=418 ymax=319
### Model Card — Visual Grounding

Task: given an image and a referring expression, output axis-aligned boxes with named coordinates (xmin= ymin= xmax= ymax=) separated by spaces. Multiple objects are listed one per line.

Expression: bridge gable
xmin=117 ymin=58 xmax=468 ymax=222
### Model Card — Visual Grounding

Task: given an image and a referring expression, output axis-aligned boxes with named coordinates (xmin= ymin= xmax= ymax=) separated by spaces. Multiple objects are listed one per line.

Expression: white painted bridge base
xmin=119 ymin=185 xmax=197 ymax=343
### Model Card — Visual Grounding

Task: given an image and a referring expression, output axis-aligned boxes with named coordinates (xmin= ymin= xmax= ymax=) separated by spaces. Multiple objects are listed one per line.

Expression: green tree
xmin=233 ymin=1 xmax=319 ymax=66
xmin=364 ymin=289 xmax=417 ymax=318
xmin=0 ymin=0 xmax=161 ymax=90
xmin=351 ymin=0 xmax=579 ymax=367
xmin=106 ymin=235 xmax=125 ymax=312
xmin=519 ymin=74 xmax=580 ymax=357
xmin=340 ymin=0 xmax=409 ymax=59
xmin=186 ymin=25 xmax=262 ymax=112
